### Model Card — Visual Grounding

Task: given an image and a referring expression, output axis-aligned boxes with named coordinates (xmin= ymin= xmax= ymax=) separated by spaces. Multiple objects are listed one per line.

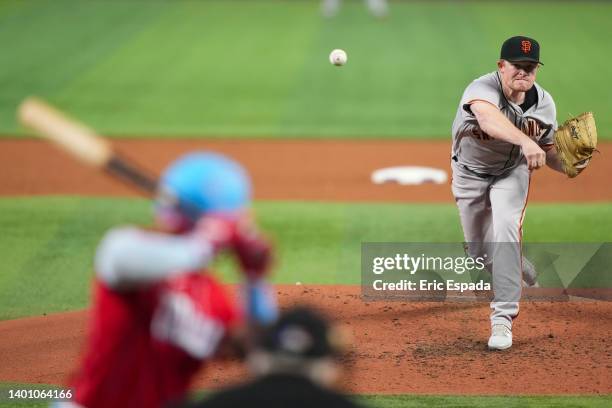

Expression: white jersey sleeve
xmin=95 ymin=227 xmax=214 ymax=289
xmin=460 ymin=74 xmax=503 ymax=115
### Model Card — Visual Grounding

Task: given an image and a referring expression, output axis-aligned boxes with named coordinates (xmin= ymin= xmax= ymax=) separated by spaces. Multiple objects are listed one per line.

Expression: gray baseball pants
xmin=451 ymin=159 xmax=530 ymax=329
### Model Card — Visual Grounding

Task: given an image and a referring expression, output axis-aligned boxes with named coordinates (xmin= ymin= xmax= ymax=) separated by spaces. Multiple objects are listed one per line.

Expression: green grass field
xmin=1 ymin=0 xmax=611 ymax=138
xmin=1 ymin=197 xmax=610 ymax=321
xmin=360 ymin=395 xmax=612 ymax=408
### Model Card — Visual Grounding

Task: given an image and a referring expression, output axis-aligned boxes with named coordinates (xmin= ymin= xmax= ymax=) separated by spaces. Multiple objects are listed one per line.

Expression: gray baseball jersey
xmin=451 ymin=71 xmax=557 ymax=176
xmin=450 ymin=71 xmax=557 ymax=329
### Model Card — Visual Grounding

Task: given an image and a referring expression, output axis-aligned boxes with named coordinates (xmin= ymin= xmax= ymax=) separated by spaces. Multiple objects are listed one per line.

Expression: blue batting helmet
xmin=159 ymin=152 xmax=251 ymax=219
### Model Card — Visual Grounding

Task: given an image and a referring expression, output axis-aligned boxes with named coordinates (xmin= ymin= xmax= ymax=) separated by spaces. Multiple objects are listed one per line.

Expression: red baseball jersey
xmin=69 ymin=272 xmax=239 ymax=408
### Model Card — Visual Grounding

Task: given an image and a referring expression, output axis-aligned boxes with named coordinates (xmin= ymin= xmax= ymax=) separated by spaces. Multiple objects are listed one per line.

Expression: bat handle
xmin=106 ymin=155 xmax=159 ymax=195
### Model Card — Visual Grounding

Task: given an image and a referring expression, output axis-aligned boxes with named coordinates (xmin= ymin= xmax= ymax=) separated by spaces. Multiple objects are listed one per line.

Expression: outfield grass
xmin=361 ymin=394 xmax=612 ymax=408
xmin=1 ymin=0 xmax=611 ymax=138
xmin=0 ymin=197 xmax=610 ymax=320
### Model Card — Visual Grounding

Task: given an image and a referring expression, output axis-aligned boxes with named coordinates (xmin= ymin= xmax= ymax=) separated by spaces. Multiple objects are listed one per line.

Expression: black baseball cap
xmin=500 ymin=36 xmax=543 ymax=65
xmin=259 ymin=307 xmax=342 ymax=359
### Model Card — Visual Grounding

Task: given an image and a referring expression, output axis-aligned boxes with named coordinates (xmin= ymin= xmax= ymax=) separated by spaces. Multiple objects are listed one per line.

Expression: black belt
xmin=453 ymin=156 xmax=495 ymax=179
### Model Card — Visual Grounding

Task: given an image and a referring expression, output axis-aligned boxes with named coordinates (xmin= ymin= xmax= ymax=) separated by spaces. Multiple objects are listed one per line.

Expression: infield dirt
xmin=0 ymin=286 xmax=610 ymax=395
xmin=1 ymin=139 xmax=612 ymax=201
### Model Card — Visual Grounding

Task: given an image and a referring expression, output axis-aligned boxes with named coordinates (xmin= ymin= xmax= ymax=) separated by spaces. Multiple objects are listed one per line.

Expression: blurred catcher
xmin=181 ymin=307 xmax=363 ymax=408
xmin=56 ymin=152 xmax=277 ymax=408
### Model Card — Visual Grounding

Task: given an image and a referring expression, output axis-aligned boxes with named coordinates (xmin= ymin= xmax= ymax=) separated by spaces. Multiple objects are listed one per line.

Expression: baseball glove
xmin=554 ymin=112 xmax=598 ymax=178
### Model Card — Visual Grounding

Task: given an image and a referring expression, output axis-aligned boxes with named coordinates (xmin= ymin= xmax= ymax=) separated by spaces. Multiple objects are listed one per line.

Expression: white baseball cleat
xmin=321 ymin=0 xmax=340 ymax=18
xmin=488 ymin=324 xmax=513 ymax=350
xmin=366 ymin=0 xmax=389 ymax=18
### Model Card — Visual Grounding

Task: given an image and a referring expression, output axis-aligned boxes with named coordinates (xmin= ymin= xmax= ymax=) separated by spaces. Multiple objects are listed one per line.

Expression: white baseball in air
xmin=329 ymin=49 xmax=347 ymax=66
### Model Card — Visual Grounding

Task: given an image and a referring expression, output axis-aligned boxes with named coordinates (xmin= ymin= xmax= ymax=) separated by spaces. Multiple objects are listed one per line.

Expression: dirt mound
xmin=1 ymin=285 xmax=610 ymax=395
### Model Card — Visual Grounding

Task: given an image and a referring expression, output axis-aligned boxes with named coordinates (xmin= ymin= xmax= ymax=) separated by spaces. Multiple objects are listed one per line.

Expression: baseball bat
xmin=18 ymin=97 xmax=158 ymax=195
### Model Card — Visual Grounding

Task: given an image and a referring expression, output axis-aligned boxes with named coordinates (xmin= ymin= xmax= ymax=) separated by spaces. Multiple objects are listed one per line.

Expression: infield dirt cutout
xmin=2 ymin=139 xmax=612 ymax=201
xmin=0 ymin=139 xmax=611 ymax=395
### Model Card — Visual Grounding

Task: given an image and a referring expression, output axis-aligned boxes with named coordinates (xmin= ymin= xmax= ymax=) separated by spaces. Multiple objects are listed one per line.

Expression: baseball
xmin=329 ymin=49 xmax=347 ymax=66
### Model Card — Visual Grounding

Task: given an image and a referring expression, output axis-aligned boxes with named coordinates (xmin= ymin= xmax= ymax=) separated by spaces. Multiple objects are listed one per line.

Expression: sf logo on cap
xmin=521 ymin=40 xmax=532 ymax=53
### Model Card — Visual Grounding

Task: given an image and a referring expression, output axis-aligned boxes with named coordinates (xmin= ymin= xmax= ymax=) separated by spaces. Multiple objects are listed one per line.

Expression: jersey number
xmin=151 ymin=292 xmax=224 ymax=359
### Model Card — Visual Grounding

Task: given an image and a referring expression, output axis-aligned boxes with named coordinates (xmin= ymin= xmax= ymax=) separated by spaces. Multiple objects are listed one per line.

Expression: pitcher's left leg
xmin=487 ymin=164 xmax=530 ymax=348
